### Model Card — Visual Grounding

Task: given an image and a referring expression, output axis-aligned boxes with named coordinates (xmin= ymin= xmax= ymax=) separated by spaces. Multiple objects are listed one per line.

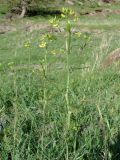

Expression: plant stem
xmin=65 ymin=30 xmax=71 ymax=160
xmin=41 ymin=46 xmax=48 ymax=158
xmin=66 ymin=30 xmax=71 ymax=128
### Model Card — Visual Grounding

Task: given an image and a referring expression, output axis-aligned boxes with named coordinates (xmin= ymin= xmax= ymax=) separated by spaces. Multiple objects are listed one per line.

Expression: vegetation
xmin=0 ymin=1 xmax=120 ymax=160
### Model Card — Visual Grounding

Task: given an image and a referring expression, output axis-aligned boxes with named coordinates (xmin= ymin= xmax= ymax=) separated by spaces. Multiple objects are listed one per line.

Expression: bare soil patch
xmin=24 ymin=22 xmax=51 ymax=32
xmin=82 ymin=8 xmax=120 ymax=17
xmin=0 ymin=24 xmax=16 ymax=34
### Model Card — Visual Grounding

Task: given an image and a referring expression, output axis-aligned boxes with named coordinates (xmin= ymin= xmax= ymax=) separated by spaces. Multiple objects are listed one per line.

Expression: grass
xmin=0 ymin=3 xmax=120 ymax=160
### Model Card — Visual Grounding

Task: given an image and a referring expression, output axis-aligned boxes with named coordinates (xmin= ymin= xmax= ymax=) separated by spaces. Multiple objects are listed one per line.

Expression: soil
xmin=0 ymin=24 xmax=16 ymax=34
xmin=1 ymin=6 xmax=120 ymax=35
xmin=82 ymin=9 xmax=120 ymax=17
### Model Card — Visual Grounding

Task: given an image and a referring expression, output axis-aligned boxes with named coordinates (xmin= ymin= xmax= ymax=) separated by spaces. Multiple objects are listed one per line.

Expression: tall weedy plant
xmin=39 ymin=10 xmax=79 ymax=159
xmin=38 ymin=33 xmax=56 ymax=159
xmin=61 ymin=8 xmax=79 ymax=159
xmin=38 ymin=36 xmax=48 ymax=158
xmin=61 ymin=8 xmax=78 ymax=129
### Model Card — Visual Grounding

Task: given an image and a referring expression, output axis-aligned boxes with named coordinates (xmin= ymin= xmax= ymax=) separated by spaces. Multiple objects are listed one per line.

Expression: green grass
xmin=0 ymin=4 xmax=120 ymax=160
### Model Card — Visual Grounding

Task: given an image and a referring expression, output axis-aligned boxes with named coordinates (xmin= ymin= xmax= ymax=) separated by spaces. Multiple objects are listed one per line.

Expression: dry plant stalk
xmin=102 ymin=48 xmax=120 ymax=67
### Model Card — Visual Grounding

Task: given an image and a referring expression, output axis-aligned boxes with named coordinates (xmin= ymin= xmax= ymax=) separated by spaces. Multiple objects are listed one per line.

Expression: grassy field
xmin=0 ymin=3 xmax=120 ymax=160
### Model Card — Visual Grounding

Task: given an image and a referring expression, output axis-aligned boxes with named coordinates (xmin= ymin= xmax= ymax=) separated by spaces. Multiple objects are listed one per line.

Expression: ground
xmin=0 ymin=2 xmax=120 ymax=160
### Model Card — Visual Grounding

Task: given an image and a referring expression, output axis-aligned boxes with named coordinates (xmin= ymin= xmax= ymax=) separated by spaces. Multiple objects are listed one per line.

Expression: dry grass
xmin=102 ymin=48 xmax=120 ymax=67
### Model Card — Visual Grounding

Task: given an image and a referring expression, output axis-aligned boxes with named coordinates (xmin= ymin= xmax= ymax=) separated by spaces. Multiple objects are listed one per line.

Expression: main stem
xmin=65 ymin=29 xmax=71 ymax=160
xmin=66 ymin=30 xmax=71 ymax=128
xmin=41 ymin=47 xmax=47 ymax=158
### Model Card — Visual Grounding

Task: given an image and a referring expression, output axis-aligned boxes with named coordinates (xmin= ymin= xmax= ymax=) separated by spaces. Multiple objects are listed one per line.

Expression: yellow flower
xmin=24 ymin=42 xmax=30 ymax=48
xmin=62 ymin=7 xmax=69 ymax=15
xmin=47 ymin=34 xmax=56 ymax=41
xmin=40 ymin=34 xmax=46 ymax=41
xmin=53 ymin=23 xmax=59 ymax=27
xmin=40 ymin=34 xmax=56 ymax=42
xmin=39 ymin=41 xmax=47 ymax=48
xmin=75 ymin=32 xmax=81 ymax=38
xmin=49 ymin=17 xmax=59 ymax=28
xmin=51 ymin=50 xmax=57 ymax=55
xmin=49 ymin=18 xmax=54 ymax=24
xmin=69 ymin=9 xmax=75 ymax=16
xmin=61 ymin=8 xmax=76 ymax=17
xmin=61 ymin=13 xmax=66 ymax=18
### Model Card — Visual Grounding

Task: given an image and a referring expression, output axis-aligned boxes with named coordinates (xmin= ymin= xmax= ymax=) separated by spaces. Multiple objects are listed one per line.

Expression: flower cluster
xmin=49 ymin=16 xmax=60 ymax=28
xmin=61 ymin=8 xmax=75 ymax=18
xmin=74 ymin=32 xmax=91 ymax=41
xmin=39 ymin=41 xmax=47 ymax=48
xmin=51 ymin=50 xmax=57 ymax=55
xmin=39 ymin=33 xmax=56 ymax=49
xmin=61 ymin=7 xmax=78 ymax=21
xmin=24 ymin=42 xmax=31 ymax=48
xmin=75 ymin=32 xmax=82 ymax=38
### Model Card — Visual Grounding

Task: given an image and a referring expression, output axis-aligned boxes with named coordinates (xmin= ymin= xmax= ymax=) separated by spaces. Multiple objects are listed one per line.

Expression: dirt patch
xmin=102 ymin=0 xmax=116 ymax=3
xmin=0 ymin=24 xmax=16 ymax=34
xmin=24 ymin=23 xmax=51 ymax=32
xmin=92 ymin=9 xmax=110 ymax=16
xmin=112 ymin=9 xmax=120 ymax=14
xmin=0 ymin=21 xmax=53 ymax=34
xmin=82 ymin=8 xmax=120 ymax=17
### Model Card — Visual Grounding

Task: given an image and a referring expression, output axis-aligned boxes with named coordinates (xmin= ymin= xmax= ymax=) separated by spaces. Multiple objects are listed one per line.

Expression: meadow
xmin=0 ymin=3 xmax=120 ymax=160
